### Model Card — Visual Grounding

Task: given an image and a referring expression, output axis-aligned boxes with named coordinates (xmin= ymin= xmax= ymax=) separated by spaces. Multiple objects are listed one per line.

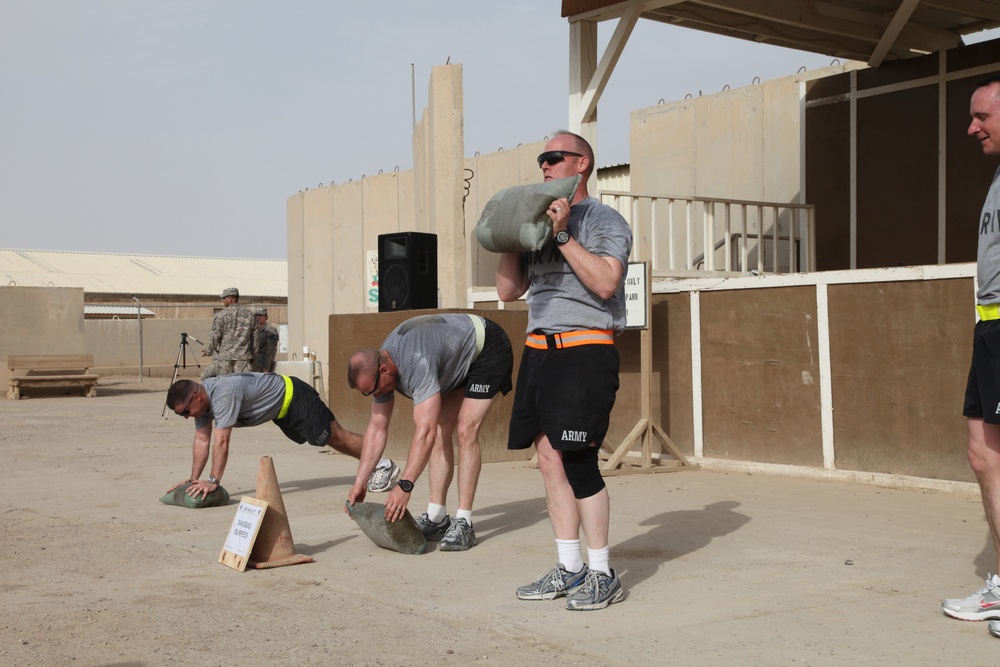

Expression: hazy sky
xmin=1 ymin=1 xmax=996 ymax=259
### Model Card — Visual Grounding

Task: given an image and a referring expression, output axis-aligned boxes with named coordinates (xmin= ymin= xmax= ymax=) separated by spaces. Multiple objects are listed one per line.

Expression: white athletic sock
xmin=455 ymin=508 xmax=472 ymax=526
xmin=426 ymin=503 xmax=447 ymax=523
xmin=588 ymin=545 xmax=610 ymax=576
xmin=556 ymin=539 xmax=584 ymax=573
xmin=376 ymin=457 xmax=391 ymax=469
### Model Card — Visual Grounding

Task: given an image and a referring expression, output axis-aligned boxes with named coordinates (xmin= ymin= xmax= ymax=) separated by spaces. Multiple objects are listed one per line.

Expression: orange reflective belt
xmin=525 ymin=329 xmax=614 ymax=350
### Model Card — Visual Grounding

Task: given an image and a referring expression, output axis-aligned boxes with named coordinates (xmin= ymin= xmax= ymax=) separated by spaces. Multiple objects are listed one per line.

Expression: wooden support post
xmin=600 ymin=263 xmax=693 ymax=476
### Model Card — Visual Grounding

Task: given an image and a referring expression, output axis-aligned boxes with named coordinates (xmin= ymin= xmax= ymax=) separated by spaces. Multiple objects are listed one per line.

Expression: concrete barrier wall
xmin=85 ymin=317 xmax=215 ymax=379
xmin=629 ymin=71 xmax=835 ymax=202
xmin=1 ymin=286 xmax=87 ymax=391
xmin=288 ymin=65 xmax=461 ymax=378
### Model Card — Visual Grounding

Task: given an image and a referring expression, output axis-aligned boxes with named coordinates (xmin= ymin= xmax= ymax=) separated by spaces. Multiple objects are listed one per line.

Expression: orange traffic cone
xmin=248 ymin=456 xmax=314 ymax=569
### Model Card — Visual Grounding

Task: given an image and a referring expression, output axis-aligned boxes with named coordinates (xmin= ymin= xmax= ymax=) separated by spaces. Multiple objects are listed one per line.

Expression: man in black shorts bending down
xmin=347 ymin=313 xmax=513 ymax=551
xmin=166 ymin=373 xmax=397 ymax=500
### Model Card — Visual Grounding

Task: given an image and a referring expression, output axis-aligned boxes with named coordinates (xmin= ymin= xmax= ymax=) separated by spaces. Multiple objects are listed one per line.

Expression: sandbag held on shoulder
xmin=475 ymin=175 xmax=581 ymax=253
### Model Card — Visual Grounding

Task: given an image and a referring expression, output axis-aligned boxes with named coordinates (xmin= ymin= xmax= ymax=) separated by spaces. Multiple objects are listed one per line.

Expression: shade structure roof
xmin=563 ymin=0 xmax=1000 ymax=66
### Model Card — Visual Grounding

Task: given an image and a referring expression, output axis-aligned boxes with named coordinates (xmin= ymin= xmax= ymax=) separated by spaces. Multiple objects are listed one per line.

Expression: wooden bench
xmin=7 ymin=354 xmax=100 ymax=400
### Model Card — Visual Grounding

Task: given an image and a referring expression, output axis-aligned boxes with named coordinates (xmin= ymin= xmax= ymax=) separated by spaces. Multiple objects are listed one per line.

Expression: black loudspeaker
xmin=378 ymin=232 xmax=438 ymax=312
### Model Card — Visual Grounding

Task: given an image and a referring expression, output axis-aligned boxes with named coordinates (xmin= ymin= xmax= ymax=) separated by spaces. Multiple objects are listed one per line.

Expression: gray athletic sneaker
xmin=565 ymin=568 xmax=624 ymax=611
xmin=990 ymin=620 xmax=1000 ymax=638
xmin=366 ymin=460 xmax=401 ymax=493
xmin=439 ymin=517 xmax=477 ymax=551
xmin=414 ymin=513 xmax=451 ymax=541
xmin=942 ymin=575 xmax=1000 ymax=621
xmin=516 ymin=564 xmax=589 ymax=601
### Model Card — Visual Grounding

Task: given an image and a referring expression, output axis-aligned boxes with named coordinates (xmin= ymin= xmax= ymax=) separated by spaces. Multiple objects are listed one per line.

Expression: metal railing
xmin=600 ymin=191 xmax=816 ymax=275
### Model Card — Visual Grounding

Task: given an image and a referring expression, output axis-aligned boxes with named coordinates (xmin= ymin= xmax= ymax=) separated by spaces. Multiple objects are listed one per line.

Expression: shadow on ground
xmin=615 ymin=500 xmax=750 ymax=590
xmin=226 ymin=475 xmax=358 ymax=498
xmin=474 ymin=496 xmax=551 ymax=543
xmin=975 ymin=533 xmax=999 ymax=580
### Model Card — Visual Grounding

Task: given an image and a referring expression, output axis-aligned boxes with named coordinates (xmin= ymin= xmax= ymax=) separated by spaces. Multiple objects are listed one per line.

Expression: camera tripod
xmin=162 ymin=332 xmax=203 ymax=418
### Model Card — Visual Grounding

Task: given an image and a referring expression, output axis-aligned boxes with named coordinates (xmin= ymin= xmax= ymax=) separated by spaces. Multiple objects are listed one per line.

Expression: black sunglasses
xmin=361 ymin=353 xmax=383 ymax=397
xmin=537 ymin=150 xmax=583 ymax=167
xmin=176 ymin=393 xmax=196 ymax=417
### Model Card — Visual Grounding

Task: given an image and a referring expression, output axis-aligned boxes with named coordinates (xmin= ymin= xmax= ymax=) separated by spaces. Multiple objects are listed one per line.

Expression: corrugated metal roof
xmin=84 ymin=305 xmax=156 ymax=317
xmin=0 ymin=249 xmax=287 ymax=298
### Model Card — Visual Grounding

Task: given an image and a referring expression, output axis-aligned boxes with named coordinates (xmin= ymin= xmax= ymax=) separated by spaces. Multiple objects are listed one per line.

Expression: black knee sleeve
xmin=561 ymin=447 xmax=605 ymax=499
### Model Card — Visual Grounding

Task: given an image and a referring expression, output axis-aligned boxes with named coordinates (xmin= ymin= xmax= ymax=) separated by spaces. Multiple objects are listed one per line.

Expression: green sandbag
xmin=159 ymin=483 xmax=230 ymax=509
xmin=475 ymin=175 xmax=581 ymax=253
xmin=347 ymin=501 xmax=427 ymax=555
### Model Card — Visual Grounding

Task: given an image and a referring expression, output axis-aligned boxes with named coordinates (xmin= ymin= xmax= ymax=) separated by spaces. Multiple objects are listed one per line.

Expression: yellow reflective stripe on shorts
xmin=978 ymin=304 xmax=1000 ymax=321
xmin=277 ymin=375 xmax=294 ymax=419
xmin=467 ymin=314 xmax=486 ymax=363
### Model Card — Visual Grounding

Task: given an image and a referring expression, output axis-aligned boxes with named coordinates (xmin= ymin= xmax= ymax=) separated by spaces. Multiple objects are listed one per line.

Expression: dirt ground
xmin=2 ymin=379 xmax=999 ymax=666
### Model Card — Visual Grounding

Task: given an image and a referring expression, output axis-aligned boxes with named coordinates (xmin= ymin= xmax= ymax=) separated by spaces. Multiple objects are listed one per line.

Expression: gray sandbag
xmin=159 ymin=483 xmax=230 ymax=509
xmin=475 ymin=175 xmax=581 ymax=253
xmin=347 ymin=501 xmax=427 ymax=555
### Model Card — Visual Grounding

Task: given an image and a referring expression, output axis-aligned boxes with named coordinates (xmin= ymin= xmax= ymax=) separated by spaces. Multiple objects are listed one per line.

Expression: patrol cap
xmin=221 ymin=287 xmax=239 ymax=298
xmin=254 ymin=308 xmax=268 ymax=316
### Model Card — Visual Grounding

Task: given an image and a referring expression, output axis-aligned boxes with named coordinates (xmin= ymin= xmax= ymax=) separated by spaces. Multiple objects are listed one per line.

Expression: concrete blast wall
xmin=1 ymin=286 xmax=87 ymax=390
xmin=288 ymin=65 xmax=465 ymax=376
xmin=629 ymin=71 xmax=842 ymax=202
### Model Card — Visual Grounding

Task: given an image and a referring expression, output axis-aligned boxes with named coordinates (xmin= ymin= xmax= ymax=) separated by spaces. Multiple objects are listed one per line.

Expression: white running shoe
xmin=365 ymin=460 xmax=401 ymax=493
xmin=942 ymin=575 xmax=1000 ymax=621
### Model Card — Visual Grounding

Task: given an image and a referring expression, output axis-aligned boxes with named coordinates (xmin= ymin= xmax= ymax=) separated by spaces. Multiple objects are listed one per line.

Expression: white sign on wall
xmin=278 ymin=323 xmax=288 ymax=354
xmin=624 ymin=262 xmax=648 ymax=330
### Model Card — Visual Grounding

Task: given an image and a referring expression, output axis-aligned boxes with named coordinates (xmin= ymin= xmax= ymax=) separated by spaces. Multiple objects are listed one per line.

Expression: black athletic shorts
xmin=274 ymin=376 xmax=335 ymax=446
xmin=463 ymin=318 xmax=514 ymax=400
xmin=507 ymin=342 xmax=620 ymax=451
xmin=964 ymin=319 xmax=1000 ymax=423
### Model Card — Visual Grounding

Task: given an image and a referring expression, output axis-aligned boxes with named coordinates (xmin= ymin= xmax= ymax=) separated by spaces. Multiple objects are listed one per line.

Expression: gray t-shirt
xmin=375 ymin=313 xmax=479 ymax=406
xmin=521 ymin=197 xmax=633 ymax=333
xmin=195 ymin=372 xmax=285 ymax=430
xmin=978 ymin=167 xmax=1000 ymax=305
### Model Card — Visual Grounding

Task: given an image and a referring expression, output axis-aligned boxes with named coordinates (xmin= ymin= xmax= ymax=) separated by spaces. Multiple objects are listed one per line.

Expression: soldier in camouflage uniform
xmin=251 ymin=307 xmax=279 ymax=373
xmin=200 ymin=287 xmax=256 ymax=379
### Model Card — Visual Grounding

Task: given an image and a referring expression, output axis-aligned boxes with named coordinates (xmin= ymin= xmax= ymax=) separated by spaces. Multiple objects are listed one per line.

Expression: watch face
xmin=555 ymin=230 xmax=570 ymax=245
xmin=398 ymin=479 xmax=414 ymax=492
